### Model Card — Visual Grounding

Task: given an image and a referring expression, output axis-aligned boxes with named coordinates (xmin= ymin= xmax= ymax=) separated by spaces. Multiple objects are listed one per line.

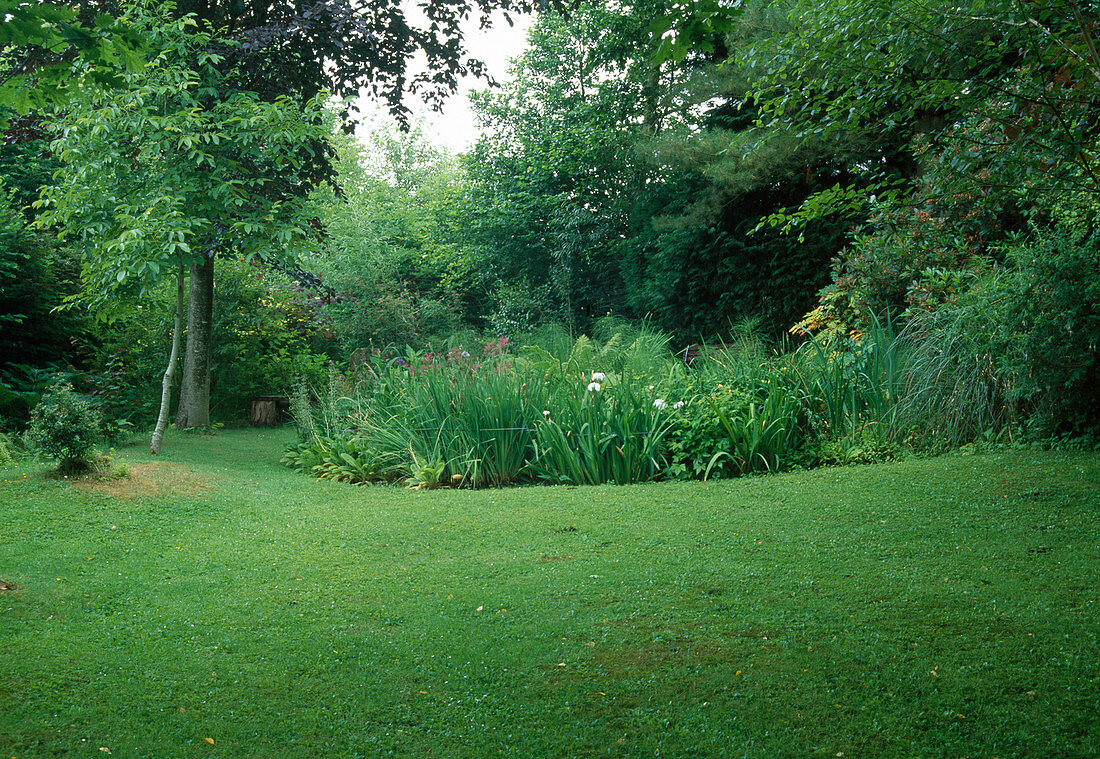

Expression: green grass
xmin=2 ymin=429 xmax=1099 ymax=757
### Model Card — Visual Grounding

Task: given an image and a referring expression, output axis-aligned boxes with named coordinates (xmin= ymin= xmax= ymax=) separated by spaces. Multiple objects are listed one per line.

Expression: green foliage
xmin=24 ymin=381 xmax=103 ymax=472
xmin=623 ymin=139 xmax=855 ymax=340
xmin=704 ymin=384 xmax=806 ymax=477
xmin=651 ymin=0 xmax=742 ymax=63
xmin=34 ymin=5 xmax=329 ymax=321
xmin=1005 ymin=231 xmax=1100 ymax=434
xmin=370 ymin=346 xmax=546 ymax=488
xmin=531 ymin=374 xmax=673 ymax=485
xmin=0 ymin=136 xmax=60 ymax=214
xmin=663 ymin=330 xmax=813 ymax=479
xmin=0 ymin=189 xmax=90 ymax=380
xmin=209 ymin=262 xmax=329 ymax=421
xmin=0 ymin=363 xmax=77 ymax=427
xmin=788 ymin=317 xmax=906 ymax=451
xmin=0 ymin=426 xmax=26 ymax=464
xmin=520 ymin=327 xmax=674 ymax=381
xmin=737 ymin=0 xmax=1098 ymax=229
xmin=282 ymin=435 xmax=390 ymax=485
xmin=285 ymin=329 xmax=687 ymax=487
xmin=815 ymin=428 xmax=903 ymax=466
xmin=465 ymin=2 xmax=671 ymax=334
xmin=0 ymin=1 xmax=148 ymax=116
xmin=77 ymin=260 xmax=328 ymax=428
xmin=663 ymin=382 xmax=754 ymax=479
xmin=281 ymin=320 xmax=963 ymax=486
xmin=307 ymin=129 xmax=470 ymax=352
xmin=892 ymin=226 xmax=1100 ymax=443
xmin=892 ymin=302 xmax=1014 ymax=451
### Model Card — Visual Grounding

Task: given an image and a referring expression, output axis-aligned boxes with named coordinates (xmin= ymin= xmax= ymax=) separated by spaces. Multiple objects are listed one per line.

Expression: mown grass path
xmin=2 ymin=430 xmax=1098 ymax=757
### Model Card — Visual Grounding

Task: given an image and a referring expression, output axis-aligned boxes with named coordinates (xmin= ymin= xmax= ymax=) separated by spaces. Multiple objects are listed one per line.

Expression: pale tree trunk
xmin=150 ymin=264 xmax=187 ymax=454
xmin=175 ymin=253 xmax=214 ymax=429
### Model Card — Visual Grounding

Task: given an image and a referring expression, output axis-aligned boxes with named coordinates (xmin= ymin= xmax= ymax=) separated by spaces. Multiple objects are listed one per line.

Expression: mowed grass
xmin=1 ymin=430 xmax=1098 ymax=758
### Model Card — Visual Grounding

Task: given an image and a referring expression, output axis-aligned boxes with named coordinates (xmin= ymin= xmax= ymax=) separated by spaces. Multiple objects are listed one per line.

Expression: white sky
xmin=354 ymin=7 xmax=532 ymax=154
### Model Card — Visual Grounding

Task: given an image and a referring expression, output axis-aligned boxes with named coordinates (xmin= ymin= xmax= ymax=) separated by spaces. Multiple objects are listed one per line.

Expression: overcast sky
xmin=354 ymin=7 xmax=532 ymax=154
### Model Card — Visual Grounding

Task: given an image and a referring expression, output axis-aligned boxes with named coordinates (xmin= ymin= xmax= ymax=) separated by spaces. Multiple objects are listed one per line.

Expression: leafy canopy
xmin=33 ymin=3 xmax=328 ymax=318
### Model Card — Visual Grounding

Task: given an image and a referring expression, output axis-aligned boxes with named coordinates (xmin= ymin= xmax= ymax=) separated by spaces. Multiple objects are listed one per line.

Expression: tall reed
xmin=531 ymin=373 xmax=673 ymax=485
xmin=787 ymin=315 xmax=905 ymax=446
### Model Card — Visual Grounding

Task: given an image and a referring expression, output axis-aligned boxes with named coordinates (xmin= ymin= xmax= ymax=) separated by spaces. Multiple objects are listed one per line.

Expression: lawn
xmin=2 ymin=429 xmax=1098 ymax=757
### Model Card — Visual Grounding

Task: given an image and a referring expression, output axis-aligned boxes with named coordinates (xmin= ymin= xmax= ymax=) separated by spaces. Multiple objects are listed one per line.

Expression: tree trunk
xmin=175 ymin=253 xmax=214 ymax=429
xmin=150 ymin=265 xmax=187 ymax=454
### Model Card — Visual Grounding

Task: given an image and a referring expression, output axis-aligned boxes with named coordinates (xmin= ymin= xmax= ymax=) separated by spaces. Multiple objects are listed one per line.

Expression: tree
xmin=12 ymin=0 xmax=557 ymax=429
xmin=466 ymin=1 xmax=685 ymax=334
xmin=0 ymin=1 xmax=147 ymax=117
xmin=464 ymin=0 xmax=866 ymax=339
xmin=35 ymin=5 xmax=327 ymax=450
xmin=734 ymin=0 xmax=1099 ymax=226
xmin=158 ymin=0 xmax=559 ymax=426
xmin=307 ymin=127 xmax=475 ymax=350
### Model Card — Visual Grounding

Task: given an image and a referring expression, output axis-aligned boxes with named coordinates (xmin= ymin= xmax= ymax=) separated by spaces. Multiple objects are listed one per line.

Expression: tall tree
xmin=466 ymin=0 xmax=686 ymax=334
xmin=466 ymin=0 xmax=869 ymax=338
xmin=729 ymin=0 xmax=1100 ymax=226
xmin=162 ymin=0 xmax=557 ymax=425
xmin=0 ymin=1 xmax=150 ymax=126
xmin=35 ymin=5 xmax=327 ymax=447
xmin=12 ymin=0 xmax=558 ymax=426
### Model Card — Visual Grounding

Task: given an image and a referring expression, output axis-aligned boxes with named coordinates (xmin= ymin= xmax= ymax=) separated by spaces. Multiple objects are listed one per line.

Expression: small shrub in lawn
xmin=25 ymin=382 xmax=103 ymax=473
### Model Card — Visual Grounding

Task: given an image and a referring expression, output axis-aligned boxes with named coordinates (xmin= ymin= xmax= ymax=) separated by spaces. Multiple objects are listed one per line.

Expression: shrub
xmin=282 ymin=435 xmax=392 ymax=485
xmin=363 ymin=344 xmax=547 ymax=488
xmin=787 ymin=317 xmax=906 ymax=450
xmin=705 ymin=377 xmax=810 ymax=476
xmin=892 ymin=298 xmax=1013 ymax=450
xmin=1000 ymin=230 xmax=1100 ymax=436
xmin=25 ymin=382 xmax=103 ymax=472
xmin=663 ymin=382 xmax=755 ymax=479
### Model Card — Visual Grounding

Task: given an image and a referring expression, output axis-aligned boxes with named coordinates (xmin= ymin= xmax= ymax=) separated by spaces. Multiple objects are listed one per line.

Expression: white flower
xmin=587 ymin=381 xmax=602 ymax=392
xmin=543 ymin=410 xmax=551 ymax=417
xmin=673 ymin=400 xmax=685 ymax=409
xmin=653 ymin=399 xmax=668 ymax=410
xmin=591 ymin=372 xmax=606 ymax=382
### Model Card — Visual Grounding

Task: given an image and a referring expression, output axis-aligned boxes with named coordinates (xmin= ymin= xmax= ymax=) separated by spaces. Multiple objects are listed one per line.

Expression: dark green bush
xmin=25 ymin=382 xmax=103 ymax=472
xmin=1003 ymin=230 xmax=1100 ymax=436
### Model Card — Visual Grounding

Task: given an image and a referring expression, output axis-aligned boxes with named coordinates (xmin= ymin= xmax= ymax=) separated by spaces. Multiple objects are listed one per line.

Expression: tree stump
xmin=250 ymin=396 xmax=281 ymax=427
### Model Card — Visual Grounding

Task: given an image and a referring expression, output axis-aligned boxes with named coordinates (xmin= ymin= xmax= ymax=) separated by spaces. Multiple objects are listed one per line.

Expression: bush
xmin=663 ymin=382 xmax=755 ymax=479
xmin=1001 ymin=230 xmax=1100 ymax=436
xmin=286 ymin=330 xmax=681 ymax=487
xmin=25 ymin=382 xmax=103 ymax=472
